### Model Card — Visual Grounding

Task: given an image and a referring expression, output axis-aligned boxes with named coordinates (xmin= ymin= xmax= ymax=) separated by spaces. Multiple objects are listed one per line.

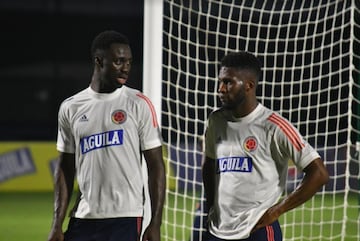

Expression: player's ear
xmin=95 ymin=56 xmax=103 ymax=67
xmin=246 ymin=80 xmax=255 ymax=91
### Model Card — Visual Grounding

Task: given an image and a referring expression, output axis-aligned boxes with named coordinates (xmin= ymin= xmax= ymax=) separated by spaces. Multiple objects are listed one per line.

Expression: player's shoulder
xmin=247 ymin=104 xmax=284 ymax=130
xmin=123 ymin=85 xmax=141 ymax=98
xmin=207 ymin=108 xmax=232 ymax=125
xmin=265 ymin=111 xmax=289 ymax=124
xmin=59 ymin=87 xmax=89 ymax=109
xmin=62 ymin=87 xmax=89 ymax=103
xmin=258 ymin=104 xmax=277 ymax=120
xmin=123 ymin=86 xmax=153 ymax=105
xmin=208 ymin=107 xmax=227 ymax=119
xmin=264 ymin=107 xmax=294 ymax=131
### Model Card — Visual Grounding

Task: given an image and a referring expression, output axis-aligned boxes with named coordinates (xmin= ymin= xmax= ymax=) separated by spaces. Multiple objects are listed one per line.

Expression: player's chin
xmin=219 ymin=97 xmax=230 ymax=107
xmin=222 ymin=102 xmax=235 ymax=110
xmin=116 ymin=78 xmax=127 ymax=85
xmin=220 ymin=100 xmax=230 ymax=108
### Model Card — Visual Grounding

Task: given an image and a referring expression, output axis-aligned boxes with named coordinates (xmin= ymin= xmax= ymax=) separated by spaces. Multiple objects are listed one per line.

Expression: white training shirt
xmin=57 ymin=86 xmax=162 ymax=218
xmin=205 ymin=103 xmax=320 ymax=239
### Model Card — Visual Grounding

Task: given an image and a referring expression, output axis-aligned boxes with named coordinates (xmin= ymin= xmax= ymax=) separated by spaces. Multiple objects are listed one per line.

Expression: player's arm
xmin=47 ymin=152 xmax=76 ymax=241
xmin=142 ymin=146 xmax=166 ymax=241
xmin=252 ymin=157 xmax=329 ymax=232
xmin=202 ymin=155 xmax=216 ymax=214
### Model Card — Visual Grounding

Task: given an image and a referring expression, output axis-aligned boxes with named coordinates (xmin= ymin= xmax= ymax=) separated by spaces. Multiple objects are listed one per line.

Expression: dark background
xmin=0 ymin=0 xmax=144 ymax=140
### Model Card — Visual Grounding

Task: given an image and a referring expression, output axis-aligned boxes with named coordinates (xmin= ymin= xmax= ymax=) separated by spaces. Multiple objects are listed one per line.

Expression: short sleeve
xmin=204 ymin=115 xmax=216 ymax=159
xmin=269 ymin=113 xmax=320 ymax=170
xmin=136 ymin=93 xmax=162 ymax=151
xmin=56 ymin=102 xmax=76 ymax=153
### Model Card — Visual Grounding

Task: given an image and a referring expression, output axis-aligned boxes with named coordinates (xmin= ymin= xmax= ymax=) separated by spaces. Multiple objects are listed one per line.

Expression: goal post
xmin=143 ymin=1 xmax=360 ymax=241
xmin=143 ymin=0 xmax=163 ymax=125
xmin=142 ymin=0 xmax=163 ymax=236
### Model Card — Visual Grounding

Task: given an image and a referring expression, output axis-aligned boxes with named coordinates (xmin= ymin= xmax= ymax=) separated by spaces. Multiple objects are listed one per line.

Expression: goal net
xmin=143 ymin=1 xmax=360 ymax=241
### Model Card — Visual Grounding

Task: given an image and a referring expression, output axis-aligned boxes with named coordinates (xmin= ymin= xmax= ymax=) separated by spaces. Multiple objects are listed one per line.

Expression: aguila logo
xmin=111 ymin=110 xmax=127 ymax=124
xmin=244 ymin=136 xmax=257 ymax=152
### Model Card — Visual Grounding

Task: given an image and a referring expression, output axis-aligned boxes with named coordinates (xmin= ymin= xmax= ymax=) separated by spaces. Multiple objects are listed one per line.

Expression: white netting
xmin=148 ymin=1 xmax=360 ymax=241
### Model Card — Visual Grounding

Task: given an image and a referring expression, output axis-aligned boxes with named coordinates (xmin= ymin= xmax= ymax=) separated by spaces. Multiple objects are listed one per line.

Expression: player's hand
xmin=251 ymin=206 xmax=281 ymax=233
xmin=141 ymin=222 xmax=161 ymax=241
xmin=47 ymin=227 xmax=64 ymax=241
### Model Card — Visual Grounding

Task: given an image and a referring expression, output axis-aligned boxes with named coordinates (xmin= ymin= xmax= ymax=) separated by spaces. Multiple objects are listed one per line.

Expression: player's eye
xmin=221 ymin=79 xmax=231 ymax=85
xmin=114 ymin=58 xmax=124 ymax=65
xmin=115 ymin=58 xmax=132 ymax=65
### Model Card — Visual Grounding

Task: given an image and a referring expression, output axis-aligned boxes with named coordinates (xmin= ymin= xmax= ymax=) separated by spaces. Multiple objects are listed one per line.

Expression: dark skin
xmin=142 ymin=146 xmax=166 ymax=241
xmin=47 ymin=43 xmax=165 ymax=241
xmin=47 ymin=153 xmax=75 ymax=241
xmin=202 ymin=66 xmax=329 ymax=234
xmin=91 ymin=43 xmax=132 ymax=93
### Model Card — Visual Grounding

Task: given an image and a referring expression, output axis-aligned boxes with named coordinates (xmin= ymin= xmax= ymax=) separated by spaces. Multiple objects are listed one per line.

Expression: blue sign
xmin=0 ymin=147 xmax=36 ymax=182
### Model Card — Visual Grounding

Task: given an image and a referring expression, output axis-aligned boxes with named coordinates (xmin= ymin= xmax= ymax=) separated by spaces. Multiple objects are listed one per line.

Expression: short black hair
xmin=90 ymin=30 xmax=130 ymax=58
xmin=220 ymin=51 xmax=262 ymax=80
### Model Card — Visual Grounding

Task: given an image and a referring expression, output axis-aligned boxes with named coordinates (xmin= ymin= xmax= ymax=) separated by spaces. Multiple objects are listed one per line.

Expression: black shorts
xmin=64 ymin=217 xmax=143 ymax=241
xmin=206 ymin=220 xmax=282 ymax=241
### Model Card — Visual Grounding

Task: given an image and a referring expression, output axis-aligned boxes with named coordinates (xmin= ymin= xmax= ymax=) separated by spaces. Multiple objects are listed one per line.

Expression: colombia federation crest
xmin=111 ymin=110 xmax=127 ymax=124
xmin=243 ymin=136 xmax=258 ymax=152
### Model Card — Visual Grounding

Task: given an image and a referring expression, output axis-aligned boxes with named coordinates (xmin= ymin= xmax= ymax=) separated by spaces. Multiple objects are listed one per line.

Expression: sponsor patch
xmin=80 ymin=129 xmax=124 ymax=154
xmin=217 ymin=156 xmax=253 ymax=173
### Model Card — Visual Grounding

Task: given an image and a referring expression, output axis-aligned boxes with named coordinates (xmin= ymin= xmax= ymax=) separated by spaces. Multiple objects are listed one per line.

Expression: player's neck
xmin=90 ymin=76 xmax=122 ymax=94
xmin=232 ymin=100 xmax=258 ymax=118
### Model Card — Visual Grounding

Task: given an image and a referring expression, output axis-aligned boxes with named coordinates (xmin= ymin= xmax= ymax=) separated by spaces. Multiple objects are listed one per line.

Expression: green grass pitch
xmin=0 ymin=192 xmax=75 ymax=241
xmin=0 ymin=192 xmax=358 ymax=241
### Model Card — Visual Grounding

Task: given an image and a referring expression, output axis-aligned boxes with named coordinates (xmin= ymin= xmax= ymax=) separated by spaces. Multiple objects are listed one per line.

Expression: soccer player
xmin=47 ymin=30 xmax=165 ymax=241
xmin=202 ymin=51 xmax=329 ymax=241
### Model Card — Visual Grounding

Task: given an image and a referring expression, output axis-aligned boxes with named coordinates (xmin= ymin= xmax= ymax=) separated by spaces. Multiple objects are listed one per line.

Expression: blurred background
xmin=0 ymin=2 xmax=146 ymax=239
xmin=1 ymin=1 xmax=359 ymax=241
xmin=0 ymin=0 xmax=144 ymax=141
